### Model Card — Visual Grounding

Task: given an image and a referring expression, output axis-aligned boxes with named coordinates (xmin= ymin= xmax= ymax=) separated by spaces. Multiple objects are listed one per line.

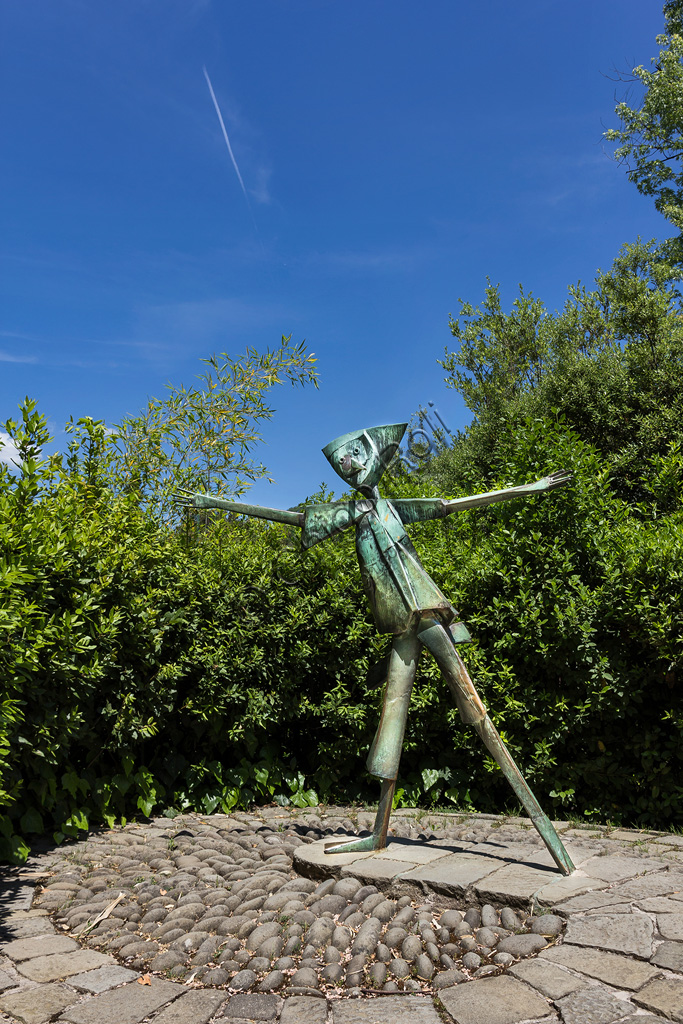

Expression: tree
xmin=438 ymin=4 xmax=683 ymax=507
xmin=664 ymin=1 xmax=683 ymax=39
xmin=604 ymin=4 xmax=683 ymax=257
xmin=110 ymin=337 xmax=317 ymax=521
xmin=437 ymin=239 xmax=683 ymax=510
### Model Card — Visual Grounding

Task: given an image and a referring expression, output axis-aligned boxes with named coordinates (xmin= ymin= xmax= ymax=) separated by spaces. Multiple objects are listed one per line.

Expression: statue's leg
xmin=417 ymin=619 xmax=575 ymax=876
xmin=325 ymin=628 xmax=420 ymax=855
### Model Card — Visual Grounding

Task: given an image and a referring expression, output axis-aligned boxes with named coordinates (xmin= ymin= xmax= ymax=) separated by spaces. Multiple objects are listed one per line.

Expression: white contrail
xmin=202 ymin=65 xmax=249 ymax=204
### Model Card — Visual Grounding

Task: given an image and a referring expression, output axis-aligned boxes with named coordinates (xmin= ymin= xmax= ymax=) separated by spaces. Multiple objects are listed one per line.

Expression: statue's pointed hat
xmin=323 ymin=423 xmax=407 ymax=488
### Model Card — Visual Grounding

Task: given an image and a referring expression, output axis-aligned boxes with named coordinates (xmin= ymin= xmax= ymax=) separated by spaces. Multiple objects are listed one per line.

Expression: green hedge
xmin=1 ymin=404 xmax=682 ymax=862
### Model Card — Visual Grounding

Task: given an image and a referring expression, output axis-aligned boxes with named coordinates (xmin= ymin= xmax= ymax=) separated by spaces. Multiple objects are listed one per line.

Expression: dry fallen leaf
xmin=159 ymin=889 xmax=167 ymax=895
xmin=76 ymin=892 xmax=125 ymax=937
xmin=137 ymin=974 xmax=152 ymax=986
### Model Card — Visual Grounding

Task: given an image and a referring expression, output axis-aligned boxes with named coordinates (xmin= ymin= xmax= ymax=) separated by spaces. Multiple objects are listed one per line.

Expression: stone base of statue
xmin=294 ymin=830 xmax=590 ymax=908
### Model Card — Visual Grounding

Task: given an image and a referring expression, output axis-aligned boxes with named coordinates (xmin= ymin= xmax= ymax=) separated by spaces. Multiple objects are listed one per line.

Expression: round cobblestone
xmin=462 ymin=951 xmax=482 ymax=970
xmin=389 ymin=957 xmax=410 ymax=979
xmin=258 ymin=969 xmax=286 ymax=990
xmin=530 ymin=913 xmax=563 ymax=936
xmin=322 ymin=963 xmax=344 ymax=985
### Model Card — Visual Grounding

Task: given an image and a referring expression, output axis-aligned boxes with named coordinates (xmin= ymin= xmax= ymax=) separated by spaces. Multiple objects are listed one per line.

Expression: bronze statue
xmin=175 ymin=423 xmax=575 ymax=874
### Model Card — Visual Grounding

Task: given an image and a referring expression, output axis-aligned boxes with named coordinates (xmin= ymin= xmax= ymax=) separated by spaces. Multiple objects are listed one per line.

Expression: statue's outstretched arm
xmin=173 ymin=489 xmax=304 ymax=528
xmin=440 ymin=469 xmax=572 ymax=515
xmin=392 ymin=470 xmax=572 ymax=524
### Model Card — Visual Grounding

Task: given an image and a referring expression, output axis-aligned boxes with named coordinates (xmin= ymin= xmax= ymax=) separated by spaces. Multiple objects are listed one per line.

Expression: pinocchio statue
xmin=176 ymin=423 xmax=575 ymax=875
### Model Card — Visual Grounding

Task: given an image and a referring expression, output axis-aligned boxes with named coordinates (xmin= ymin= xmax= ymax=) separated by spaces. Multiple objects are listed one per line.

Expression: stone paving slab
xmin=394 ymin=853 xmax=501 ymax=897
xmin=18 ymin=949 xmax=114 ymax=982
xmin=59 ymin=977 xmax=183 ymax=1024
xmin=67 ymin=965 xmax=139 ymax=993
xmin=604 ymin=830 xmax=661 ymax=842
xmin=1 ymin=935 xmax=78 ymax=961
xmin=639 ymin=897 xmax=683 ymax=913
xmin=473 ymin=862 xmax=557 ymax=903
xmin=437 ymin=974 xmax=552 ymax=1024
xmin=332 ymin=994 xmax=443 ymax=1023
xmin=373 ymin=841 xmax=460 ymax=864
xmin=634 ymin=976 xmax=683 ymax=1023
xmin=0 ymin=917 xmax=55 ymax=941
xmin=0 ymin=982 xmax=79 ymax=1024
xmin=290 ymin=838 xmax=375 ymax=880
xmin=520 ymin=843 xmax=602 ymax=870
xmin=508 ymin=957 xmax=582 ymax=999
xmin=564 ymin=911 xmax=654 ymax=958
xmin=541 ymin=943 xmax=660 ymax=990
xmin=339 ymin=858 xmax=409 ymax=887
xmin=579 ymin=854 xmax=668 ymax=882
xmin=552 ymin=891 xmax=631 ymax=914
xmin=609 ymin=870 xmax=683 ymax=901
xmin=221 ymin=993 xmax=282 ymax=1020
xmin=657 ymin=912 xmax=683 ymax=940
xmin=150 ymin=988 xmax=226 ymax=1023
xmin=279 ymin=995 xmax=327 ymax=1024
xmin=1 ymin=911 xmax=48 ymax=921
xmin=0 ymin=882 xmax=35 ymax=915
xmin=621 ymin=1017 xmax=675 ymax=1024
xmin=555 ymin=985 xmax=635 ymax=1024
xmin=534 ymin=874 xmax=609 ymax=906
xmin=464 ymin=841 xmax=535 ymax=862
xmin=652 ymin=834 xmax=683 ymax=849
xmin=0 ymin=968 xmax=17 ymax=994
xmin=650 ymin=939 xmax=683 ymax=972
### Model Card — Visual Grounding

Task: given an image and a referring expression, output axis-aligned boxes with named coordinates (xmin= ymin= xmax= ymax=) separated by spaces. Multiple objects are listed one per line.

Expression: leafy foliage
xmin=605 ymin=3 xmax=683 ymax=255
xmin=425 ymin=418 xmax=683 ymax=826
xmin=2 ymin=392 xmax=682 ymax=863
xmin=438 ymin=239 xmax=683 ymax=511
xmin=109 ymin=338 xmax=318 ymax=522
xmin=0 ymin=403 xmax=376 ymax=862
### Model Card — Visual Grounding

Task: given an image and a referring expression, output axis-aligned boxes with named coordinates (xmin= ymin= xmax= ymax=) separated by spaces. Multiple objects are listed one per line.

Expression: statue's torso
xmin=302 ymin=496 xmax=471 ymax=637
xmin=355 ymin=498 xmax=452 ymax=634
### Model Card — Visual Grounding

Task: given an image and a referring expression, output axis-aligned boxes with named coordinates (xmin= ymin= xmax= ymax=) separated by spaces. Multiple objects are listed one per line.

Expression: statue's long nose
xmin=340 ymin=454 xmax=366 ymax=474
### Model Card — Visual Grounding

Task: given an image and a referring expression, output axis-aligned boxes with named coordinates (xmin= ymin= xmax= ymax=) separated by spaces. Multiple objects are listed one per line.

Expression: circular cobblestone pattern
xmin=32 ymin=808 xmax=568 ymax=998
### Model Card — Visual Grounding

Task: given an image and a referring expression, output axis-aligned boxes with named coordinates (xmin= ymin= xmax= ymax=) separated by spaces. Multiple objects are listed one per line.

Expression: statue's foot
xmin=324 ymin=833 xmax=381 ymax=855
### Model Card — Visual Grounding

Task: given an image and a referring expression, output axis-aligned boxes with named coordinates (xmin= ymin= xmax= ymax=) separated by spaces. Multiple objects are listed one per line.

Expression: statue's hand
xmin=537 ymin=469 xmax=573 ymax=491
xmin=172 ymin=488 xmax=213 ymax=509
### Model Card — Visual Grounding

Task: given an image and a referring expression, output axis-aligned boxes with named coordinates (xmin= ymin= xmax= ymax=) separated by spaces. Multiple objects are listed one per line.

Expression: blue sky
xmin=0 ymin=0 xmax=668 ymax=507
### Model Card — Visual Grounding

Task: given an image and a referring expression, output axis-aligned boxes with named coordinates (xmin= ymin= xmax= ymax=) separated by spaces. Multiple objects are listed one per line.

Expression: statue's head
xmin=322 ymin=423 xmax=407 ymax=495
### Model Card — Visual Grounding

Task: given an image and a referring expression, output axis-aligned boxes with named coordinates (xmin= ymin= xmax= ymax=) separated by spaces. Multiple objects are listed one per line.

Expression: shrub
xmin=2 ymin=402 xmax=682 ymax=863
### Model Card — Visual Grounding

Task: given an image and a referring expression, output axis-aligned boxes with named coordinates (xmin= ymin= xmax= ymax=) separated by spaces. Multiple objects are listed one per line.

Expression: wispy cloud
xmin=0 ymin=431 xmax=20 ymax=466
xmin=0 ymin=348 xmax=38 ymax=364
xmin=133 ymin=296 xmax=294 ymax=344
xmin=304 ymin=243 xmax=436 ymax=275
xmin=0 ymin=328 xmax=44 ymax=342
xmin=514 ymin=148 xmax=621 ymax=212
xmin=249 ymin=165 xmax=272 ymax=206
xmin=0 ymin=292 xmax=296 ymax=377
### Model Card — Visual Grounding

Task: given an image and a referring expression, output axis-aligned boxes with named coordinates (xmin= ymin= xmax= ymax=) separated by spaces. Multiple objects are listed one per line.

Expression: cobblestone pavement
xmin=1 ymin=807 xmax=683 ymax=1023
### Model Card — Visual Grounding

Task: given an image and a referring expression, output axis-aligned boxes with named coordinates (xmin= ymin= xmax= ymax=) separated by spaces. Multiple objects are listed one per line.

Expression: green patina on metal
xmin=176 ymin=422 xmax=575 ymax=875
